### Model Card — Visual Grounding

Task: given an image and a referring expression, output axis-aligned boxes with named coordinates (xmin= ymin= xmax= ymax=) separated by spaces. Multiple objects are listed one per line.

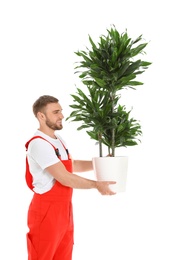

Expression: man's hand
xmin=96 ymin=181 xmax=116 ymax=195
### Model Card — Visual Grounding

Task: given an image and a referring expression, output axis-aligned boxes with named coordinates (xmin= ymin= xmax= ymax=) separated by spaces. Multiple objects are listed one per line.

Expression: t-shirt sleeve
xmin=27 ymin=138 xmax=60 ymax=170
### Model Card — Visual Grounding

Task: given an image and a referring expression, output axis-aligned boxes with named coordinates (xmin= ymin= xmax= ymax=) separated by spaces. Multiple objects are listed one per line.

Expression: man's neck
xmin=38 ymin=128 xmax=57 ymax=139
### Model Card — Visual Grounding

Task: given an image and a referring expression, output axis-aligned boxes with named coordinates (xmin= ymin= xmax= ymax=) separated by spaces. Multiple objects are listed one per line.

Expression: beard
xmin=46 ymin=118 xmax=63 ymax=130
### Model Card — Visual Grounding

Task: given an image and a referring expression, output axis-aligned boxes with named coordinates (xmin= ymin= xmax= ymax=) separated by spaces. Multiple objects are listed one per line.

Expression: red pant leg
xmin=53 ymin=202 xmax=74 ymax=260
xmin=27 ymin=195 xmax=73 ymax=260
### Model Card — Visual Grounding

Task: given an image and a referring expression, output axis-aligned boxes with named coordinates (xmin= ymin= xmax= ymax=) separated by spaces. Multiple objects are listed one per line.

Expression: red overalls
xmin=25 ymin=136 xmax=74 ymax=260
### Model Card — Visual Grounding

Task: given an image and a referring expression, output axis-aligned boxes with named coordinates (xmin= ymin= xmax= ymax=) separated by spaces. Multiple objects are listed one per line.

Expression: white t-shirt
xmin=27 ymin=130 xmax=69 ymax=194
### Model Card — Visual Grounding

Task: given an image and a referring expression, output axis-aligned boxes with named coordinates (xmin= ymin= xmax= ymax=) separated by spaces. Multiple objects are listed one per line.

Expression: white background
xmin=0 ymin=0 xmax=178 ymax=259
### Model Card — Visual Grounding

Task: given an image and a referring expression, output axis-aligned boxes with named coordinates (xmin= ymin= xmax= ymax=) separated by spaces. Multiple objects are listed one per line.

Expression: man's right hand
xmin=96 ymin=181 xmax=116 ymax=195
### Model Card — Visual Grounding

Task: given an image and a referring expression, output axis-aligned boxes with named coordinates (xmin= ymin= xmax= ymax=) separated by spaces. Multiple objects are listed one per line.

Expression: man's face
xmin=44 ymin=102 xmax=64 ymax=130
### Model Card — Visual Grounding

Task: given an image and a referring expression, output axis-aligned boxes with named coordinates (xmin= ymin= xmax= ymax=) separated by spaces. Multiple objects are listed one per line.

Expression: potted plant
xmin=66 ymin=25 xmax=151 ymax=192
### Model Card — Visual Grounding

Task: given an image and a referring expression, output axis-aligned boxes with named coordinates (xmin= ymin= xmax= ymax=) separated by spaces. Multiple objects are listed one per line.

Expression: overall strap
xmin=25 ymin=135 xmax=70 ymax=159
xmin=25 ymin=135 xmax=59 ymax=157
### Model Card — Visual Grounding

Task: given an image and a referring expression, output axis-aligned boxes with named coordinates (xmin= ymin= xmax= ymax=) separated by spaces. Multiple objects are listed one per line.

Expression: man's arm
xmin=73 ymin=159 xmax=93 ymax=172
xmin=46 ymin=161 xmax=116 ymax=195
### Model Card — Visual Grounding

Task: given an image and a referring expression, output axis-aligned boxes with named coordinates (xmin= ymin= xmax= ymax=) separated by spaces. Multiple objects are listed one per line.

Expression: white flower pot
xmin=92 ymin=156 xmax=128 ymax=193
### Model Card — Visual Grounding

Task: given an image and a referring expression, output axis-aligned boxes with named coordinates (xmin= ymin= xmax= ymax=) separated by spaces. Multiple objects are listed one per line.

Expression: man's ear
xmin=37 ymin=111 xmax=45 ymax=120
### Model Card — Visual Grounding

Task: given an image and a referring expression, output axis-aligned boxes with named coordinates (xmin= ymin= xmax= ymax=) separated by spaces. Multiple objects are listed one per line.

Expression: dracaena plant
xmin=66 ymin=25 xmax=151 ymax=157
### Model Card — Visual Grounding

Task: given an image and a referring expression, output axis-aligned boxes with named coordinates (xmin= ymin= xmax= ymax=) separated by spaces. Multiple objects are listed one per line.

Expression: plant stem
xmin=98 ymin=133 xmax=103 ymax=157
xmin=111 ymin=93 xmax=115 ymax=157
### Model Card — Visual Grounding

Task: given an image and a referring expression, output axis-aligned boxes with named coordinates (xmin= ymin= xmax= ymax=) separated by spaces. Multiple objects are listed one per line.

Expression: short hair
xmin=33 ymin=95 xmax=59 ymax=117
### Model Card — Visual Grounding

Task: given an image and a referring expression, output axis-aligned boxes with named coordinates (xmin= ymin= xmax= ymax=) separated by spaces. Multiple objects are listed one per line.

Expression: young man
xmin=25 ymin=95 xmax=116 ymax=260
